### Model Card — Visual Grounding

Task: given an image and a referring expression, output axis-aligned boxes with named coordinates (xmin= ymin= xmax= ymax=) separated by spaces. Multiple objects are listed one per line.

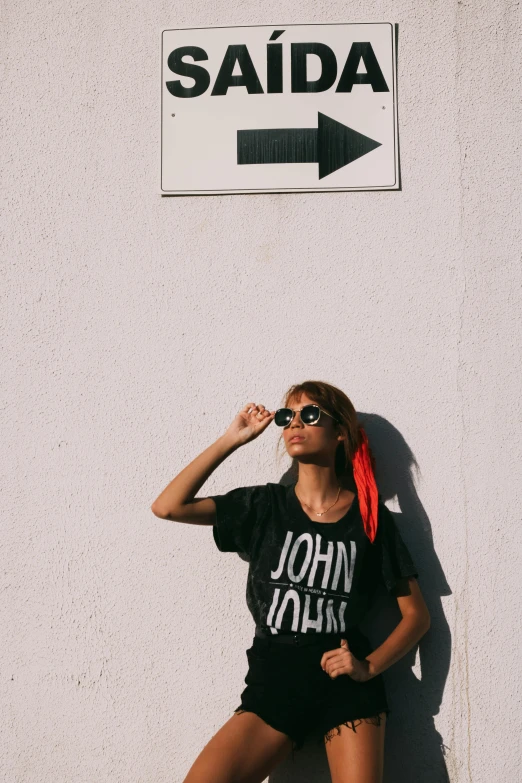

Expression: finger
xmin=241 ymin=403 xmax=257 ymax=413
xmin=340 ymin=638 xmax=350 ymax=650
xmin=321 ymin=647 xmax=344 ymax=666
xmin=253 ymin=406 xmax=273 ymax=422
xmin=328 ymin=664 xmax=348 ymax=679
xmin=326 ymin=651 xmax=354 ymax=672
xmin=321 ymin=650 xmax=345 ymax=670
xmin=256 ymin=413 xmax=274 ymax=429
xmin=328 ymin=659 xmax=353 ymax=677
xmin=320 ymin=649 xmax=338 ymax=668
xmin=325 ymin=658 xmax=343 ymax=676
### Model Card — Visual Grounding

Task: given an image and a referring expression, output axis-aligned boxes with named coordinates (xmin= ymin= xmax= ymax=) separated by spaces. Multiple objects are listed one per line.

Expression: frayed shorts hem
xmin=233 ymin=705 xmax=389 ymax=759
xmin=321 ymin=708 xmax=389 ymax=744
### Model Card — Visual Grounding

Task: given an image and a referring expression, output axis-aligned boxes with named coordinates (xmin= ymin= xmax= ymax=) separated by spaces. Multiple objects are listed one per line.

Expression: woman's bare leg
xmin=324 ymin=713 xmax=387 ymax=783
xmin=182 ymin=710 xmax=294 ymax=783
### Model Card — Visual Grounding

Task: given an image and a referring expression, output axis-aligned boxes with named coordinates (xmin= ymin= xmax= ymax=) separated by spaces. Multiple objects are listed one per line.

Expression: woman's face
xmin=282 ymin=393 xmax=343 ymax=463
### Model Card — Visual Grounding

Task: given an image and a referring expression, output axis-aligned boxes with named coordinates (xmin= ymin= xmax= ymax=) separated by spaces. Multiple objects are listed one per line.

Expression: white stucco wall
xmin=2 ymin=2 xmax=521 ymax=782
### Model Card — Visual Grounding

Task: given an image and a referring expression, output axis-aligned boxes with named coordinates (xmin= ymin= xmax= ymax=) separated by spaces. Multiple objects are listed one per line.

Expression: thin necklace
xmin=295 ymin=483 xmax=342 ymax=516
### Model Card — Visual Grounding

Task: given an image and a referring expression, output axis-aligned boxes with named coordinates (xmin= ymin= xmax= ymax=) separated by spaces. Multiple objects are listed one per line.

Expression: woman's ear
xmin=335 ymin=424 xmax=347 ymax=442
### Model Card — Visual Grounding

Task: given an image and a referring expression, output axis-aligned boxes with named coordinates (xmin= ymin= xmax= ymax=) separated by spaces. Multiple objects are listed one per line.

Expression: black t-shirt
xmin=210 ymin=481 xmax=418 ymax=635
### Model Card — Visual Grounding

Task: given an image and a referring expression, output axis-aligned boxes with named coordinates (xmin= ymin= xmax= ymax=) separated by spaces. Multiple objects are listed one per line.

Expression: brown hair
xmin=276 ymin=380 xmax=379 ymax=542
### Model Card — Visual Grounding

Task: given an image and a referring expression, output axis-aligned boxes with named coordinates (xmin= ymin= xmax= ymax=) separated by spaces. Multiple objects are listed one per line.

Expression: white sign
xmin=160 ymin=23 xmax=398 ymax=195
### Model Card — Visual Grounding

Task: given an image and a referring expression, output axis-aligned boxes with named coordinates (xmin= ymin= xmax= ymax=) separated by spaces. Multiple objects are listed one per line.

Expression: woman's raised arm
xmin=150 ymin=402 xmax=275 ymax=525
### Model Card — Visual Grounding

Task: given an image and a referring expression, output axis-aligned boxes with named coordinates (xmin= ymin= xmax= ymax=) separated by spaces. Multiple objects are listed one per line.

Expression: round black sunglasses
xmin=274 ymin=404 xmax=339 ymax=427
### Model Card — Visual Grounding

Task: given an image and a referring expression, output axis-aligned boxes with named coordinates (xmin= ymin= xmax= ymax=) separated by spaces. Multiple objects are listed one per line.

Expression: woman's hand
xmin=320 ymin=639 xmax=373 ymax=682
xmin=223 ymin=402 xmax=276 ymax=447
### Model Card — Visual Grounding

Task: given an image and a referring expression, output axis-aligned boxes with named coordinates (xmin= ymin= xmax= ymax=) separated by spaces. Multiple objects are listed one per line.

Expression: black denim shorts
xmin=233 ymin=627 xmax=389 ymax=756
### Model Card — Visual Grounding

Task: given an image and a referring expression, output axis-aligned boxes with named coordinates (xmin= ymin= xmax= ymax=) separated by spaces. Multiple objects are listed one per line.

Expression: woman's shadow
xmin=268 ymin=413 xmax=452 ymax=783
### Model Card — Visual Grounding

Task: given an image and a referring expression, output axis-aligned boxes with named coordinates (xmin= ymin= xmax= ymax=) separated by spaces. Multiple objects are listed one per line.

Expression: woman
xmin=151 ymin=381 xmax=430 ymax=783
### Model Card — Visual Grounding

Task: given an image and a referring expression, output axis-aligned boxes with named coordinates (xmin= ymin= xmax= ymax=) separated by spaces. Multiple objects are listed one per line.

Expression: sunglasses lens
xmin=301 ymin=405 xmax=320 ymax=424
xmin=274 ymin=408 xmax=293 ymax=427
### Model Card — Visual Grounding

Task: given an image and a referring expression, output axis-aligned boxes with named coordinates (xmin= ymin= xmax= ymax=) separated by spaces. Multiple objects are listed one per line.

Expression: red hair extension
xmin=352 ymin=425 xmax=379 ymax=543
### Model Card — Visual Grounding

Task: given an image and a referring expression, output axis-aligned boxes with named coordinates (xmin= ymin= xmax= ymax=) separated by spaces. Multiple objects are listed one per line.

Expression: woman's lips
xmin=289 ymin=436 xmax=304 ymax=442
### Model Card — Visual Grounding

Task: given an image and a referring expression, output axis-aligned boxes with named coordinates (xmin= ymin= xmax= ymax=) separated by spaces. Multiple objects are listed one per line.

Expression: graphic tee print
xmin=210 ymin=482 xmax=418 ymax=635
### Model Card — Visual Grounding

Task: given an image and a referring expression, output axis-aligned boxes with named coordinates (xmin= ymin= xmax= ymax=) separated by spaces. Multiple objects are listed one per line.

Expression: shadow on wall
xmin=268 ymin=413 xmax=452 ymax=783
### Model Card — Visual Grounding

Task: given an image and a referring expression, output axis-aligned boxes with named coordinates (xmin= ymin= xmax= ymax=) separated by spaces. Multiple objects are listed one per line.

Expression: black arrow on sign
xmin=237 ymin=112 xmax=382 ymax=180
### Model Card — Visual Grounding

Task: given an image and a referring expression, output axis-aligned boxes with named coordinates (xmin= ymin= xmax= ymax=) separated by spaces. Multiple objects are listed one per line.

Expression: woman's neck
xmin=295 ymin=466 xmax=342 ymax=506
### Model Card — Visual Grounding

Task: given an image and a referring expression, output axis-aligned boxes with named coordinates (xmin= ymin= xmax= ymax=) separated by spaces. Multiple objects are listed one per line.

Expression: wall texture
xmin=2 ymin=2 xmax=521 ymax=782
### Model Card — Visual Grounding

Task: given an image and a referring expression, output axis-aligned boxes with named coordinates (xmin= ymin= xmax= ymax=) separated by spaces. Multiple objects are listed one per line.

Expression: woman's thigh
xmin=324 ymin=713 xmax=387 ymax=783
xmin=182 ymin=709 xmax=294 ymax=783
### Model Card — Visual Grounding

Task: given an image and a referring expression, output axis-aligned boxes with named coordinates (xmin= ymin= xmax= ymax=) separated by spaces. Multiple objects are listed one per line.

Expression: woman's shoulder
xmin=263 ymin=482 xmax=289 ymax=500
xmin=262 ymin=481 xmax=294 ymax=510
